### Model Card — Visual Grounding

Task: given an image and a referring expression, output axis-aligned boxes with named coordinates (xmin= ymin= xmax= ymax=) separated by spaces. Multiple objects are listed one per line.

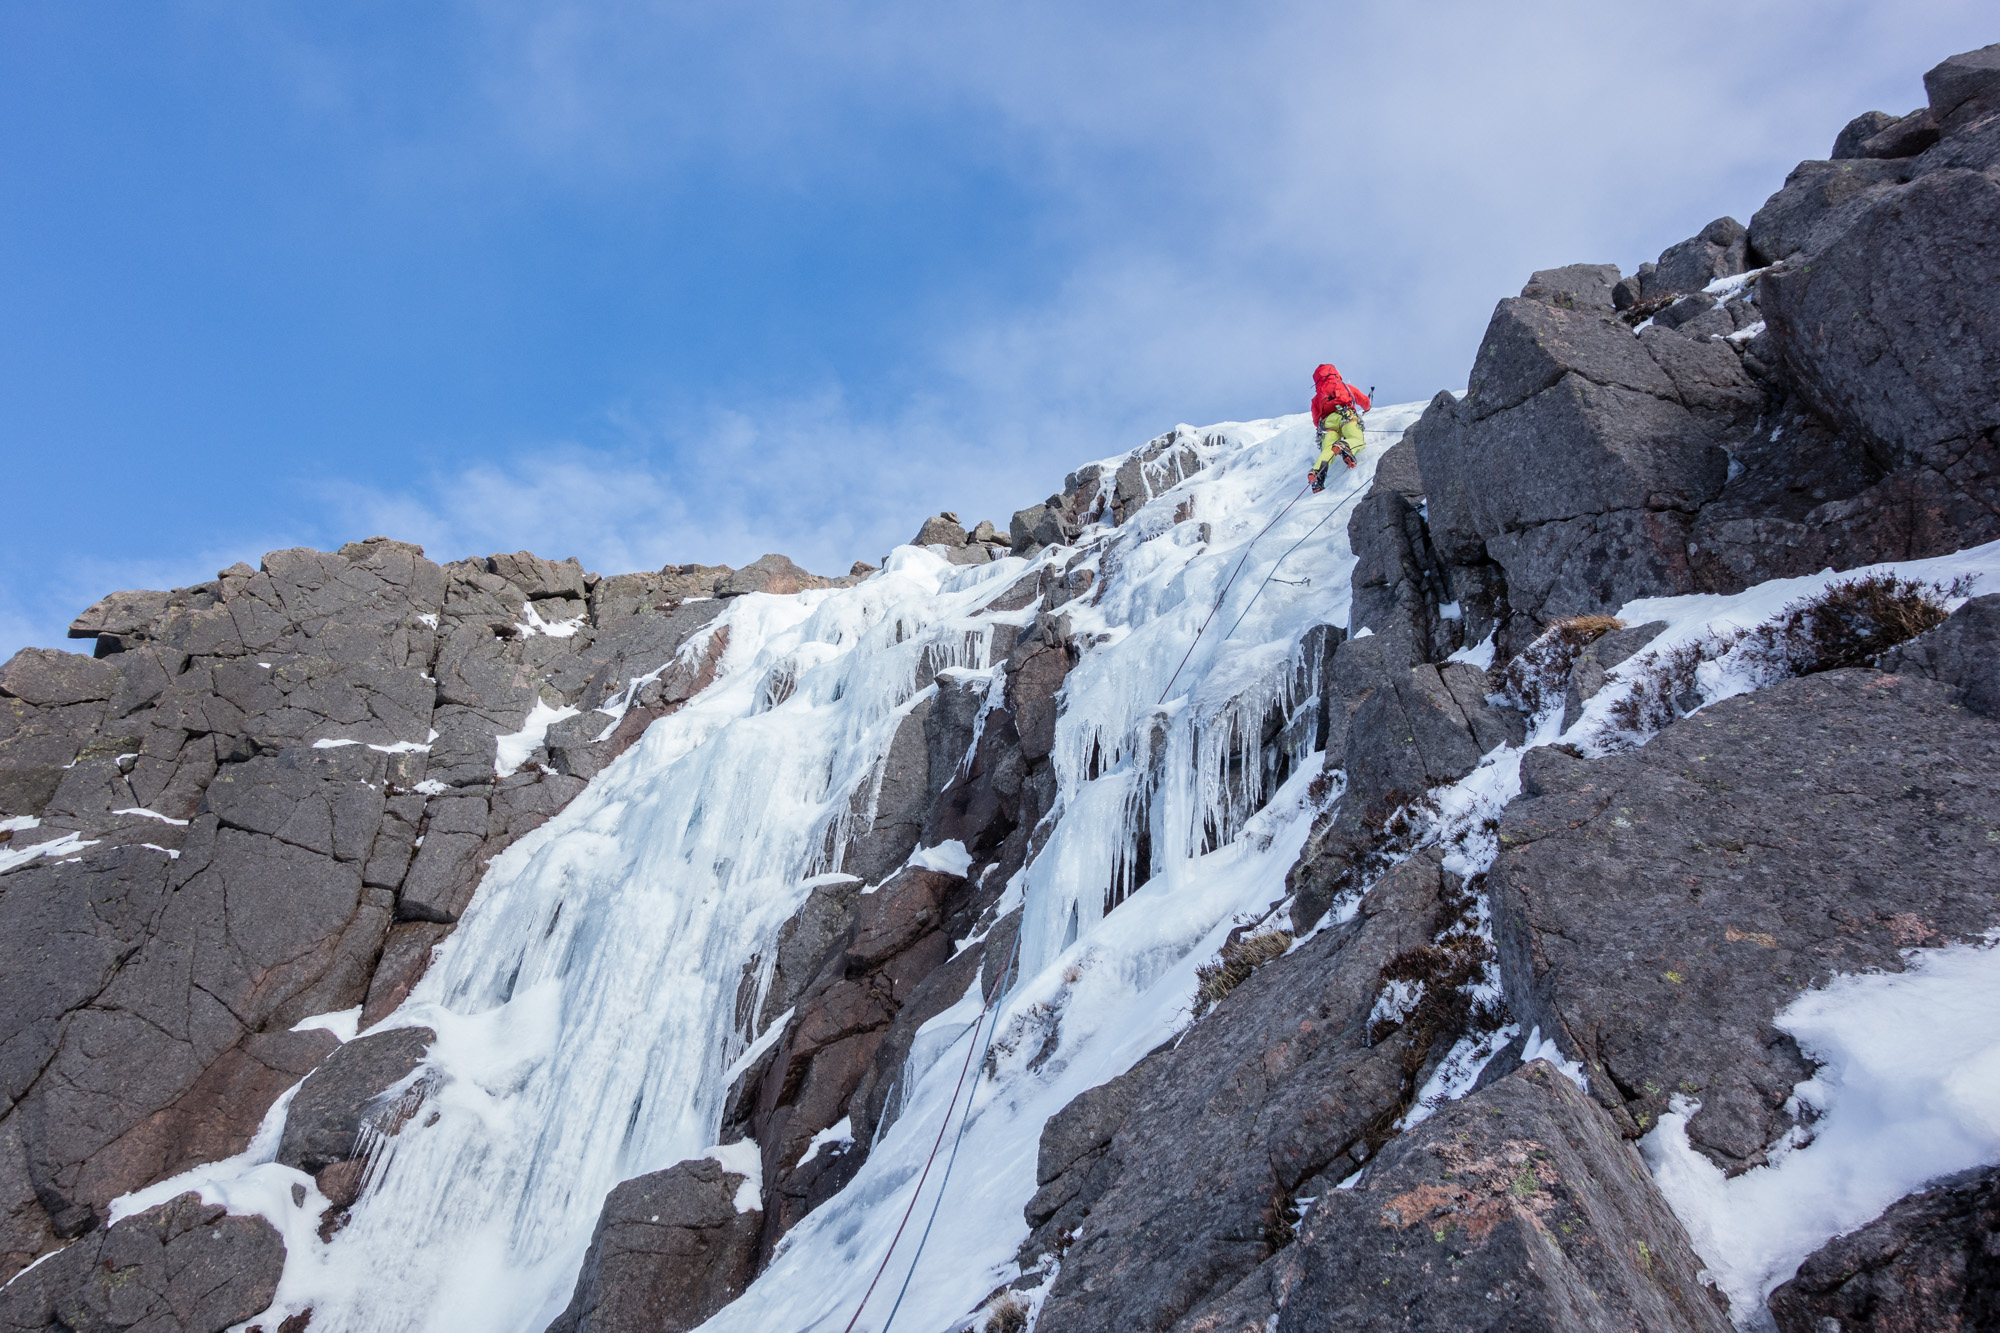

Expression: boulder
xmin=0 ymin=649 xmax=120 ymax=708
xmin=1492 ymin=669 xmax=2000 ymax=1170
xmin=913 ymin=514 xmax=969 ymax=548
xmin=1461 ymin=298 xmax=1677 ymax=423
xmin=1644 ymin=217 xmax=1748 ymax=298
xmin=715 ymin=554 xmax=827 ymax=598
xmin=544 ymin=1157 xmax=761 ymax=1333
xmin=1746 ymin=157 xmax=1913 ymax=265
xmin=276 ymin=1026 xmax=436 ymax=1174
xmin=1854 ymin=108 xmax=1939 ymax=160
xmin=1922 ymin=40 xmax=2000 ymax=127
xmin=486 ymin=552 xmax=588 ymax=602
xmin=1831 ymin=109 xmax=1900 ymax=158
xmin=0 ymin=1191 xmax=283 ymax=1333
xmin=1518 ymin=262 xmax=1622 ymax=310
xmin=1272 ymin=1062 xmax=1731 ymax=1333
xmin=1761 ymin=167 xmax=2000 ymax=463
xmin=1767 ymin=1164 xmax=2000 ymax=1332
xmin=67 ymin=589 xmax=174 ymax=646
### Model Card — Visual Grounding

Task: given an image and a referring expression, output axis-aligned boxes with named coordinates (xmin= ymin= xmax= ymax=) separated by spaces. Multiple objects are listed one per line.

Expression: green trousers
xmin=1315 ymin=411 xmax=1364 ymax=470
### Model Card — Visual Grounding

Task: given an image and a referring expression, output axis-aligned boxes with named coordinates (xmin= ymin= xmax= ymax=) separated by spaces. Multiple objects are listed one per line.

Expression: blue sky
xmin=3 ymin=2 xmax=1992 ymax=658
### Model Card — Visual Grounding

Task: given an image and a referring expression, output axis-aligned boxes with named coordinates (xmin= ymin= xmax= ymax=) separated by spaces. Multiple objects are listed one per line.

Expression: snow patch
xmin=1520 ymin=1027 xmax=1588 ymax=1091
xmin=494 ymin=701 xmax=581 ymax=778
xmin=111 ymin=807 xmax=190 ymax=826
xmin=795 ymin=1117 xmax=854 ymax=1170
xmin=909 ymin=840 xmax=973 ymax=876
xmin=1642 ymin=941 xmax=2000 ymax=1329
xmin=293 ymin=1006 xmax=362 ymax=1043
xmin=1446 ymin=633 xmax=1496 ymax=670
xmin=703 ymin=1140 xmax=765 ymax=1213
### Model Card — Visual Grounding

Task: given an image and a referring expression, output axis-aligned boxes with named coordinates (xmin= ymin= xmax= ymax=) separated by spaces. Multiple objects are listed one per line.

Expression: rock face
xmin=1767 ymin=1164 xmax=2000 ymax=1332
xmin=545 ymin=1157 xmax=761 ymax=1333
xmin=0 ymin=1192 xmax=283 ymax=1333
xmin=275 ymin=1026 xmax=435 ymax=1175
xmin=737 ymin=861 xmax=1000 ymax=1256
xmin=1492 ymin=669 xmax=2000 ymax=1169
xmin=0 ymin=540 xmax=835 ymax=1278
xmin=1273 ymin=1062 xmax=1730 ymax=1333
xmin=1028 ymin=855 xmax=1470 ymax=1333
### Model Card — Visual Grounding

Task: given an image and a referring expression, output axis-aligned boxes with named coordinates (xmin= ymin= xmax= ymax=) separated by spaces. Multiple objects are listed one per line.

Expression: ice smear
xmin=701 ymin=405 xmax=1429 ymax=1333
xmin=232 ymin=536 xmax=1064 ymax=1332
xmin=493 ymin=700 xmax=582 ymax=778
xmin=1642 ymin=941 xmax=2000 ymax=1330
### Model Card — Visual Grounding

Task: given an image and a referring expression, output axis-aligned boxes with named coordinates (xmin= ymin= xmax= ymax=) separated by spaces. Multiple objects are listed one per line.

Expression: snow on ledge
xmin=1446 ymin=633 xmax=1495 ymax=671
xmin=291 ymin=1006 xmax=362 ymax=1043
xmin=0 ymin=830 xmax=99 ymax=874
xmin=495 ymin=700 xmax=581 ymax=778
xmin=908 ymin=840 xmax=973 ymax=876
xmin=723 ymin=1008 xmax=794 ymax=1088
xmin=795 ymin=1116 xmax=854 ymax=1170
xmin=111 ymin=807 xmax=190 ymax=826
xmin=702 ymin=1140 xmax=766 ymax=1212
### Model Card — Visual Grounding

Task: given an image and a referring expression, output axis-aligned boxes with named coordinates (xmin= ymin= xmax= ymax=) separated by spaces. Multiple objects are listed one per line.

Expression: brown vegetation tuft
xmin=1192 ymin=929 xmax=1294 ymax=1017
xmin=1602 ymin=573 xmax=1966 ymax=742
xmin=1498 ymin=616 xmax=1626 ymax=717
xmin=984 ymin=1292 xmax=1028 ymax=1333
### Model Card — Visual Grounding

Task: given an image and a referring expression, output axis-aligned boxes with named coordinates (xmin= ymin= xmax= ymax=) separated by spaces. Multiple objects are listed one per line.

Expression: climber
xmin=1307 ymin=363 xmax=1371 ymax=492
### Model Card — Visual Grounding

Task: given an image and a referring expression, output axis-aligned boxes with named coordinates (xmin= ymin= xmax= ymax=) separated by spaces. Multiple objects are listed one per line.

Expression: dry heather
xmin=984 ymin=1291 xmax=1028 ymax=1333
xmin=1193 ymin=929 xmax=1294 ymax=1017
xmin=1604 ymin=573 xmax=1967 ymax=740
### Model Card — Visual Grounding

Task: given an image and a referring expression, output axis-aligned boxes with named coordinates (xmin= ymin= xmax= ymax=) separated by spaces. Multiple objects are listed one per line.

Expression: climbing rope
xmin=1217 ymin=481 xmax=1371 ymax=644
xmin=842 ymin=926 xmax=1024 ymax=1333
xmin=1156 ymin=483 xmax=1311 ymax=705
xmin=878 ymin=925 xmax=1025 ymax=1332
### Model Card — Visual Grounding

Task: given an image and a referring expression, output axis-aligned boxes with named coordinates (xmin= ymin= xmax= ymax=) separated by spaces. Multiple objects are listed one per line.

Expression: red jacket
xmin=1311 ymin=364 xmax=1370 ymax=423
